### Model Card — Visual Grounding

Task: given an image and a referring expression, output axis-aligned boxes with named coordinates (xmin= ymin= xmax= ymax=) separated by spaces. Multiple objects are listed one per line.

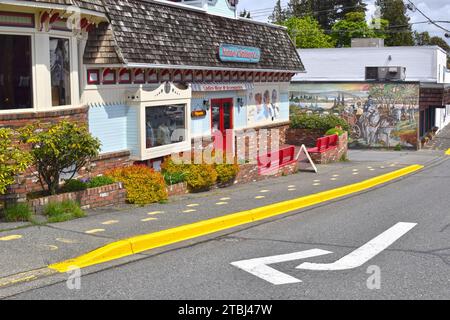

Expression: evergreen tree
xmin=335 ymin=0 xmax=367 ymax=21
xmin=269 ymin=0 xmax=286 ymax=24
xmin=376 ymin=0 xmax=414 ymax=46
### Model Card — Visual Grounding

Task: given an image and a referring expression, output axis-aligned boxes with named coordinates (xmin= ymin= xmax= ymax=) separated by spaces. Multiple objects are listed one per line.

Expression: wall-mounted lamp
xmin=203 ymin=100 xmax=210 ymax=110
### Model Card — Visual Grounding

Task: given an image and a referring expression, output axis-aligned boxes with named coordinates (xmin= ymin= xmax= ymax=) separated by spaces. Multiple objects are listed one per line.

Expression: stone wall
xmin=28 ymin=182 xmax=126 ymax=214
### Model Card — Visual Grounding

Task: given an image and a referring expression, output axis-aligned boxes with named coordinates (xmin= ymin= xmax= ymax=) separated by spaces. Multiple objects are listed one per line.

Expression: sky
xmin=237 ymin=0 xmax=450 ymax=44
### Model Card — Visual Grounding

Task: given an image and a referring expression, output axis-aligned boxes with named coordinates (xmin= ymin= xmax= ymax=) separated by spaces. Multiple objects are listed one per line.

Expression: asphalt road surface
xmin=8 ymin=157 xmax=450 ymax=300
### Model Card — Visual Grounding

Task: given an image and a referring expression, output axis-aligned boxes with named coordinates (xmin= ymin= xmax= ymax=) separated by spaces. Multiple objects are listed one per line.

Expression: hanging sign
xmin=219 ymin=44 xmax=261 ymax=63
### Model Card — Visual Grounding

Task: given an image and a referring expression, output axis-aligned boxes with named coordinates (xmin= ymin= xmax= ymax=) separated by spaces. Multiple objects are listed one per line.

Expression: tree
xmin=414 ymin=31 xmax=431 ymax=46
xmin=376 ymin=0 xmax=414 ymax=46
xmin=286 ymin=0 xmax=336 ymax=31
xmin=269 ymin=0 xmax=286 ymax=24
xmin=331 ymin=12 xmax=388 ymax=47
xmin=0 ymin=128 xmax=31 ymax=195
xmin=335 ymin=0 xmax=367 ymax=21
xmin=20 ymin=121 xmax=101 ymax=195
xmin=283 ymin=16 xmax=335 ymax=48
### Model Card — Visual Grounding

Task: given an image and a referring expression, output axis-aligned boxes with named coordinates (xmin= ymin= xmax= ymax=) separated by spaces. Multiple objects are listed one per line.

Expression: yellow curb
xmin=445 ymin=149 xmax=450 ymax=155
xmin=49 ymin=165 xmax=423 ymax=273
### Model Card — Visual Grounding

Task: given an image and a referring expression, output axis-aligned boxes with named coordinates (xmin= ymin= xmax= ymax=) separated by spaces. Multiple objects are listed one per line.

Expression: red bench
xmin=257 ymin=145 xmax=296 ymax=175
xmin=307 ymin=134 xmax=338 ymax=154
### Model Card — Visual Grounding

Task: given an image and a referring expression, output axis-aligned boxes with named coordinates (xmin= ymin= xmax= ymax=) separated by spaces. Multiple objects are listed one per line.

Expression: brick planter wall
xmin=309 ymin=132 xmax=348 ymax=164
xmin=28 ymin=182 xmax=126 ymax=214
xmin=86 ymin=150 xmax=133 ymax=177
xmin=234 ymin=162 xmax=298 ymax=185
xmin=285 ymin=128 xmax=324 ymax=147
xmin=166 ymin=182 xmax=188 ymax=197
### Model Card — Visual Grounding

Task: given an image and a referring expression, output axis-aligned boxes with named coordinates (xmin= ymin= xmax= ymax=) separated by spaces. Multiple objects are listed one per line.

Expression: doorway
xmin=211 ymin=98 xmax=234 ymax=152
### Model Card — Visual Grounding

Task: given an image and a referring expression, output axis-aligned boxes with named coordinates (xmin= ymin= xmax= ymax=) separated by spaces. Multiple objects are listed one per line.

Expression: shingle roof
xmin=23 ymin=0 xmax=106 ymax=13
xmin=21 ymin=0 xmax=304 ymax=72
xmin=85 ymin=0 xmax=304 ymax=72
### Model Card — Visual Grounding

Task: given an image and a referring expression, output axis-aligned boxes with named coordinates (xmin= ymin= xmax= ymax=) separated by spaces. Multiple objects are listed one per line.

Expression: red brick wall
xmin=310 ymin=132 xmax=348 ymax=164
xmin=28 ymin=182 xmax=126 ymax=214
xmin=285 ymin=128 xmax=324 ymax=147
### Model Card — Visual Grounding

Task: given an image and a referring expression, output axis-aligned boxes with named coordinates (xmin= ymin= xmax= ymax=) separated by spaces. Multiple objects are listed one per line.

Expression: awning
xmin=191 ymin=82 xmax=254 ymax=92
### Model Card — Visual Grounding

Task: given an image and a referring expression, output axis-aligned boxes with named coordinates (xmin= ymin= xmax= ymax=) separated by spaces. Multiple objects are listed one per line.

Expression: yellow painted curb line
xmin=445 ymin=149 xmax=450 ymax=156
xmin=49 ymin=164 xmax=423 ymax=272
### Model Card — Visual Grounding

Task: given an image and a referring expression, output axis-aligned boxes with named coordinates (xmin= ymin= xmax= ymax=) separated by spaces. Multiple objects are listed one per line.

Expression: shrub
xmin=185 ymin=164 xmax=217 ymax=192
xmin=215 ymin=163 xmax=239 ymax=185
xmin=61 ymin=179 xmax=88 ymax=193
xmin=0 ymin=128 xmax=32 ymax=195
xmin=3 ymin=203 xmax=32 ymax=222
xmin=394 ymin=144 xmax=402 ymax=151
xmin=326 ymin=127 xmax=345 ymax=136
xmin=106 ymin=165 xmax=168 ymax=205
xmin=87 ymin=176 xmax=115 ymax=188
xmin=290 ymin=113 xmax=350 ymax=132
xmin=43 ymin=200 xmax=85 ymax=223
xmin=20 ymin=121 xmax=101 ymax=195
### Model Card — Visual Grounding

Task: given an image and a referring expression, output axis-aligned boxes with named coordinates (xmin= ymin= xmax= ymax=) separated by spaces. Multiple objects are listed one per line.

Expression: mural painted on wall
xmin=290 ymin=83 xmax=420 ymax=149
xmin=247 ymin=85 xmax=286 ymax=126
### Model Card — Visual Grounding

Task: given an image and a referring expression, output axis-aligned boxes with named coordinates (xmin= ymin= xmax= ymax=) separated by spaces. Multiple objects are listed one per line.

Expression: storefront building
xmin=0 ymin=0 xmax=303 ymax=193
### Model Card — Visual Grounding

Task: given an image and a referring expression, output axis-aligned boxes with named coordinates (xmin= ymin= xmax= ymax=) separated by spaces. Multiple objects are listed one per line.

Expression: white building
xmin=291 ymin=43 xmax=450 ymax=149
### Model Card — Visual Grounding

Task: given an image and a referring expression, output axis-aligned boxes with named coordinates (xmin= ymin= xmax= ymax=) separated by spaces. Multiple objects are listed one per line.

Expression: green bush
xmin=326 ymin=127 xmax=345 ymax=136
xmin=0 ymin=128 xmax=32 ymax=195
xmin=61 ymin=179 xmax=88 ymax=193
xmin=43 ymin=200 xmax=85 ymax=223
xmin=19 ymin=121 xmax=101 ymax=195
xmin=185 ymin=164 xmax=218 ymax=192
xmin=106 ymin=165 xmax=168 ymax=205
xmin=290 ymin=114 xmax=350 ymax=132
xmin=87 ymin=176 xmax=115 ymax=188
xmin=3 ymin=203 xmax=33 ymax=222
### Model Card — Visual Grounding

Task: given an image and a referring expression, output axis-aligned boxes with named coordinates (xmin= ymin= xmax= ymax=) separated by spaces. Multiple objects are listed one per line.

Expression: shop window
xmin=0 ymin=34 xmax=33 ymax=110
xmin=102 ymin=68 xmax=116 ymax=84
xmin=87 ymin=69 xmax=100 ymax=85
xmin=145 ymin=104 xmax=186 ymax=149
xmin=119 ymin=69 xmax=132 ymax=84
xmin=134 ymin=69 xmax=145 ymax=84
xmin=148 ymin=69 xmax=158 ymax=83
xmin=194 ymin=70 xmax=203 ymax=82
xmin=183 ymin=70 xmax=193 ymax=83
xmin=50 ymin=37 xmax=71 ymax=106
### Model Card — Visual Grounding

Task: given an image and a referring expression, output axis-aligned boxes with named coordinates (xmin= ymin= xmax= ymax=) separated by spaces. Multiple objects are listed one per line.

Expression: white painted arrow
xmin=296 ymin=222 xmax=417 ymax=271
xmin=231 ymin=249 xmax=333 ymax=285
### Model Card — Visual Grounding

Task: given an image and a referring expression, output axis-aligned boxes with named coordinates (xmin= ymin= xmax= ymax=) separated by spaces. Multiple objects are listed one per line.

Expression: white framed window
xmin=49 ymin=36 xmax=71 ymax=106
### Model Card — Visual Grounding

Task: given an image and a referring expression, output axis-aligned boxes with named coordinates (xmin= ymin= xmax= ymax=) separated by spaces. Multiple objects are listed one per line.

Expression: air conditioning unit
xmin=365 ymin=66 xmax=406 ymax=81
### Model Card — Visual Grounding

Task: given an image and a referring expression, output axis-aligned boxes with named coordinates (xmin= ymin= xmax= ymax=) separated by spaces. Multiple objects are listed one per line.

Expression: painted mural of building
xmin=290 ymin=42 xmax=450 ymax=149
xmin=0 ymin=0 xmax=303 ymax=196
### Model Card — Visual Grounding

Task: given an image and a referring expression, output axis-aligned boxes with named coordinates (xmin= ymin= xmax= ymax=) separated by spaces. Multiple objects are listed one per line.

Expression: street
xmin=8 ymin=155 xmax=450 ymax=300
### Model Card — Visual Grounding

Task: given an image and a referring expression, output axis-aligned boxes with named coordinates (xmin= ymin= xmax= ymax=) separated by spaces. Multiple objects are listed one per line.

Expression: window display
xmin=145 ymin=104 xmax=186 ymax=148
xmin=0 ymin=34 xmax=32 ymax=110
xmin=50 ymin=37 xmax=71 ymax=106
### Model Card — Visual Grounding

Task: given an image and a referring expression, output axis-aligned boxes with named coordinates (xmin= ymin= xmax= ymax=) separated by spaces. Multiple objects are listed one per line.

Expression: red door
xmin=211 ymin=98 xmax=234 ymax=153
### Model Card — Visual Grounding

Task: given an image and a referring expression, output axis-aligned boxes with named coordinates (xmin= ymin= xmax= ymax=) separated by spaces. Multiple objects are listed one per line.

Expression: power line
xmin=405 ymin=0 xmax=450 ymax=33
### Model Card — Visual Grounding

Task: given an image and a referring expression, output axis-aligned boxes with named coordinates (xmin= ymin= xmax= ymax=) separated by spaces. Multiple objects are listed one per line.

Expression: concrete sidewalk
xmin=0 ymin=149 xmax=442 ymax=284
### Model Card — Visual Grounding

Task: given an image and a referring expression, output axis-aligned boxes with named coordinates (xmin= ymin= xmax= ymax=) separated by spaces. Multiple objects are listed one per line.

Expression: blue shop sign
xmin=219 ymin=44 xmax=261 ymax=63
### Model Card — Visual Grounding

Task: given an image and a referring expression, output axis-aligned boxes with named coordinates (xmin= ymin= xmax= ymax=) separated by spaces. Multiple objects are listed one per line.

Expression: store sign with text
xmin=219 ymin=44 xmax=261 ymax=64
xmin=195 ymin=84 xmax=248 ymax=92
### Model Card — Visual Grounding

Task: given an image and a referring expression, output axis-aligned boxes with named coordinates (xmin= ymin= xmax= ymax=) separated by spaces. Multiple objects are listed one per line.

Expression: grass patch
xmin=43 ymin=200 xmax=85 ymax=223
xmin=3 ymin=203 xmax=33 ymax=222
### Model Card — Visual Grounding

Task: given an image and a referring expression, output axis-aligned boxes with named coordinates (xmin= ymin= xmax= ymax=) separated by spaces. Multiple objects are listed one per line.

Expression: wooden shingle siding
xmin=23 ymin=0 xmax=106 ymax=13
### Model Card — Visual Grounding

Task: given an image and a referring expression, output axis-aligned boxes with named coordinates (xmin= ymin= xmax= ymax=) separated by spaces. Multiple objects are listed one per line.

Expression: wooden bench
xmin=307 ymin=134 xmax=338 ymax=154
xmin=257 ymin=145 xmax=296 ymax=175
